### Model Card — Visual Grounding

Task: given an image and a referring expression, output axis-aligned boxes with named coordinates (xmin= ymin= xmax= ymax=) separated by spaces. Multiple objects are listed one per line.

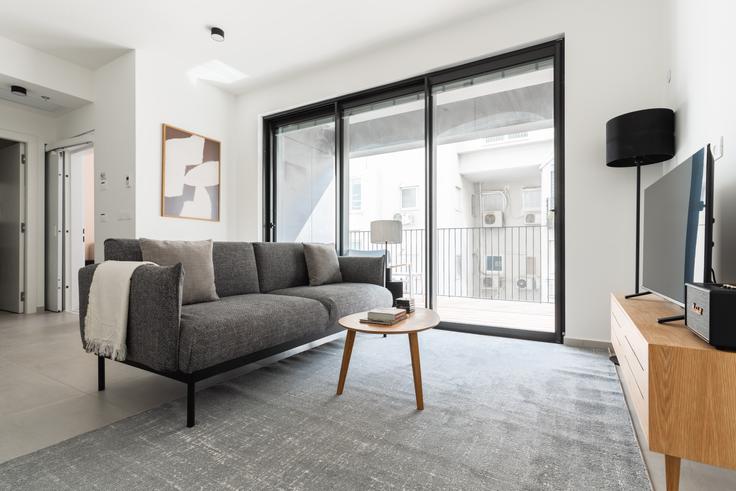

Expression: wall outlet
xmin=99 ymin=212 xmax=108 ymax=223
xmin=99 ymin=171 xmax=108 ymax=190
xmin=125 ymin=175 xmax=132 ymax=188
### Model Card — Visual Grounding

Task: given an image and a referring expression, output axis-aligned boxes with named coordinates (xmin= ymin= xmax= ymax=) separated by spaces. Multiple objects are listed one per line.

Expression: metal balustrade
xmin=349 ymin=226 xmax=554 ymax=304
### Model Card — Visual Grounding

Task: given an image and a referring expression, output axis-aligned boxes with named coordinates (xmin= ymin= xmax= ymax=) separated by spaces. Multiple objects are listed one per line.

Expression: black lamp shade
xmin=606 ymin=108 xmax=675 ymax=167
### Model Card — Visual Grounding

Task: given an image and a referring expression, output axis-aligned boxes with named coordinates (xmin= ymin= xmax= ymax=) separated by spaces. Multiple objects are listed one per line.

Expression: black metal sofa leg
xmin=187 ymin=381 xmax=196 ymax=428
xmin=98 ymin=356 xmax=105 ymax=391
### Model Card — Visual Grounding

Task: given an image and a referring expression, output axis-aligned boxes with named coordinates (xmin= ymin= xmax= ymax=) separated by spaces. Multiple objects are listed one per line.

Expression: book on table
xmin=360 ymin=307 xmax=407 ymax=325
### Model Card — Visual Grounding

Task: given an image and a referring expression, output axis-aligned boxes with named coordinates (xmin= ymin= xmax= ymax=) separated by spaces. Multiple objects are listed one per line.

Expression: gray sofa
xmin=78 ymin=239 xmax=392 ymax=427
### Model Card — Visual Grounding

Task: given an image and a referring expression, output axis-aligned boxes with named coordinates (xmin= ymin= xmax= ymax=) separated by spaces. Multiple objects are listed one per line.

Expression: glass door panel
xmin=274 ymin=116 xmax=336 ymax=242
xmin=432 ymin=58 xmax=556 ymax=333
xmin=343 ymin=93 xmax=426 ymax=305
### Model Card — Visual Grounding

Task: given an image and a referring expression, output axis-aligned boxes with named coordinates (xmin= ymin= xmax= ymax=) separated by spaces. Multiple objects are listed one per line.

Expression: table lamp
xmin=370 ymin=220 xmax=402 ymax=282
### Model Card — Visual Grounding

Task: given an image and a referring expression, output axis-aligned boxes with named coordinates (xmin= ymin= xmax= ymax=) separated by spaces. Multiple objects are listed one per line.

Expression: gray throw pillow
xmin=139 ymin=238 xmax=219 ymax=304
xmin=304 ymin=243 xmax=343 ymax=286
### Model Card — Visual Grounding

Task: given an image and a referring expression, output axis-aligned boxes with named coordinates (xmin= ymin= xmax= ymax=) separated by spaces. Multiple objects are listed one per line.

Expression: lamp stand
xmin=625 ymin=161 xmax=651 ymax=299
xmin=384 ymin=241 xmax=391 ymax=283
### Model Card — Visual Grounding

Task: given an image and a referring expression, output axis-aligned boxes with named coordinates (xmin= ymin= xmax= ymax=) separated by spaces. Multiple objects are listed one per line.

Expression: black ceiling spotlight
xmin=11 ymin=85 xmax=27 ymax=97
xmin=211 ymin=27 xmax=225 ymax=42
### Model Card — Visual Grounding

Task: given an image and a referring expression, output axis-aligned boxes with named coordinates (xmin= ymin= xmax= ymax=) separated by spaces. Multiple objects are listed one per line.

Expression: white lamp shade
xmin=370 ymin=220 xmax=402 ymax=244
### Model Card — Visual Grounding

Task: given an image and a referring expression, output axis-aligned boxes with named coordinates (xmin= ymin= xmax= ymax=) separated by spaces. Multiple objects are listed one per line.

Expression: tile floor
xmin=2 ymin=310 xmax=736 ymax=490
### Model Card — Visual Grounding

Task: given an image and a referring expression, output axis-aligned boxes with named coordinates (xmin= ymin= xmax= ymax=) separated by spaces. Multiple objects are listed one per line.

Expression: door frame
xmin=0 ymin=131 xmax=30 ymax=313
xmin=263 ymin=39 xmax=565 ymax=343
xmin=45 ymin=134 xmax=94 ymax=313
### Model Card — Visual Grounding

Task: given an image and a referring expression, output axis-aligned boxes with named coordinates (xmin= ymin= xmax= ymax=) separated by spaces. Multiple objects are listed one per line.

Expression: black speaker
xmin=685 ymin=283 xmax=736 ymax=350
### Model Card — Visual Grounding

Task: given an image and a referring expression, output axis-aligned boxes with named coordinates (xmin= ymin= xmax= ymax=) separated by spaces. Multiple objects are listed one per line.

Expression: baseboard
xmin=564 ymin=337 xmax=612 ymax=350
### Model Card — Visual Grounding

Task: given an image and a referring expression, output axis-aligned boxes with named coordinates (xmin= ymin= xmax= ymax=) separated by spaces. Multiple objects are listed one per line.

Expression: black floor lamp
xmin=606 ymin=108 xmax=675 ymax=297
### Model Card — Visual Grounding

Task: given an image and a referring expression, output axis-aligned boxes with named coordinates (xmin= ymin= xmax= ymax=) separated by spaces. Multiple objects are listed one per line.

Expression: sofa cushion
xmin=270 ymin=283 xmax=393 ymax=324
xmin=212 ymin=242 xmax=260 ymax=297
xmin=140 ymin=238 xmax=218 ymax=305
xmin=252 ymin=242 xmax=309 ymax=292
xmin=178 ymin=293 xmax=330 ymax=373
xmin=304 ymin=243 xmax=342 ymax=286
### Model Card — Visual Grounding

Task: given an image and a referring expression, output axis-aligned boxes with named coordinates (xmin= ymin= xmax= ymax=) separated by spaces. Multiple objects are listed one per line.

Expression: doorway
xmin=45 ymin=142 xmax=94 ymax=313
xmin=0 ymin=138 xmax=26 ymax=314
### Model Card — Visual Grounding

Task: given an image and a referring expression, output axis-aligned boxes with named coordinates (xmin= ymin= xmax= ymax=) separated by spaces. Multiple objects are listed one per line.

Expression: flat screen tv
xmin=642 ymin=146 xmax=714 ymax=306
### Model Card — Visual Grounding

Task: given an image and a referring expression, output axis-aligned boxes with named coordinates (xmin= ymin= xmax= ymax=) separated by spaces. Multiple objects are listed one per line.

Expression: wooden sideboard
xmin=611 ymin=293 xmax=736 ymax=491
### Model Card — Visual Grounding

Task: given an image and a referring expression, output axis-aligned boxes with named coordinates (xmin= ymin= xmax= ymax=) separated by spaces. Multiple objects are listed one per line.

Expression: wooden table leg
xmin=408 ymin=332 xmax=424 ymax=410
xmin=336 ymin=330 xmax=356 ymax=395
xmin=665 ymin=455 xmax=681 ymax=491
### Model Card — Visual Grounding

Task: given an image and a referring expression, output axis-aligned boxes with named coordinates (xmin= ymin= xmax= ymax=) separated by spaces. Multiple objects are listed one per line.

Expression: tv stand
xmin=611 ymin=293 xmax=736 ymax=491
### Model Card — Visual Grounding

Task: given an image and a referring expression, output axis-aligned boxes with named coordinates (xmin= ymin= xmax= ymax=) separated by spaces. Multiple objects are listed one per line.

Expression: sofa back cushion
xmin=104 ymin=239 xmax=260 ymax=298
xmin=252 ymin=242 xmax=309 ymax=292
xmin=212 ymin=242 xmax=260 ymax=296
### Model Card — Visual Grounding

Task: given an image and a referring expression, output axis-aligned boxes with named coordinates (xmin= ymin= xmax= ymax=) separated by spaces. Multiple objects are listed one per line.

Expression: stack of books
xmin=395 ymin=297 xmax=415 ymax=313
xmin=360 ymin=307 xmax=407 ymax=326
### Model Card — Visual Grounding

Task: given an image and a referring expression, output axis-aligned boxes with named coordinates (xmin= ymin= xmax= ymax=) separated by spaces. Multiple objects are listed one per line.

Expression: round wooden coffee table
xmin=336 ymin=308 xmax=440 ymax=410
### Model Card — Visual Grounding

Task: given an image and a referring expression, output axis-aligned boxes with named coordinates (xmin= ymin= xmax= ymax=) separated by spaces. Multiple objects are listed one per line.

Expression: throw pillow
xmin=139 ymin=238 xmax=219 ymax=304
xmin=303 ymin=243 xmax=343 ymax=286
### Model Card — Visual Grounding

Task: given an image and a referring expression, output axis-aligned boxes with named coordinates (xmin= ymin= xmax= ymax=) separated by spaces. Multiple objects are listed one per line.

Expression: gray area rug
xmin=0 ymin=330 xmax=649 ymax=490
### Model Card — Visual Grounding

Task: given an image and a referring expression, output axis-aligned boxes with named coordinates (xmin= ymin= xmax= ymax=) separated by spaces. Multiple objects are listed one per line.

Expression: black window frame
xmin=263 ymin=39 xmax=565 ymax=343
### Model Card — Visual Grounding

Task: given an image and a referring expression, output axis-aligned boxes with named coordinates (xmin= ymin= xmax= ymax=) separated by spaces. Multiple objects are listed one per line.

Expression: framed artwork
xmin=161 ymin=124 xmax=220 ymax=221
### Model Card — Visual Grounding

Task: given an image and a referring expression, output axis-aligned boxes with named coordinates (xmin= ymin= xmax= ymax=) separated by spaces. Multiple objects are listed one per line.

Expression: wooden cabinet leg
xmin=408 ymin=333 xmax=424 ymax=410
xmin=665 ymin=455 xmax=681 ymax=491
xmin=337 ymin=330 xmax=356 ymax=395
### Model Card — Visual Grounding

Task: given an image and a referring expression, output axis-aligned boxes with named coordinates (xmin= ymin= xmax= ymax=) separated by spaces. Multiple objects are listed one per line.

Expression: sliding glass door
xmin=264 ymin=41 xmax=564 ymax=342
xmin=343 ymin=93 xmax=427 ymax=305
xmin=431 ymin=58 xmax=557 ymax=335
xmin=271 ymin=115 xmax=336 ymax=242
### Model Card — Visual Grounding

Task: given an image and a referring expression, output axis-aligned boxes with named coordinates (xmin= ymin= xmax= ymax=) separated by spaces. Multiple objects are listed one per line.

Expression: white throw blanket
xmin=84 ymin=260 xmax=151 ymax=361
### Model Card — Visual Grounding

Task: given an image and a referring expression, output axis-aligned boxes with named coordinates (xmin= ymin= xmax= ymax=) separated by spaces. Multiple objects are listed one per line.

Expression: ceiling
xmin=0 ymin=0 xmax=522 ymax=94
xmin=0 ymin=73 xmax=91 ymax=114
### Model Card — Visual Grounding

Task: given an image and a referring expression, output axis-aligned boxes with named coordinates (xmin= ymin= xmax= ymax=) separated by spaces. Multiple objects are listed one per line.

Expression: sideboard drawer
xmin=611 ymin=311 xmax=649 ymax=439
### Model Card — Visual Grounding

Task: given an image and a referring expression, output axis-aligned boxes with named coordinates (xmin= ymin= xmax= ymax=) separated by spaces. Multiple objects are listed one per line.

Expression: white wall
xmin=56 ymin=103 xmax=94 ymax=140
xmin=234 ymin=0 xmax=669 ymax=342
xmin=0 ymin=35 xmax=94 ymax=102
xmin=134 ymin=49 xmax=236 ymax=241
xmin=666 ymin=0 xmax=736 ymax=283
xmin=0 ymin=100 xmax=57 ymax=311
xmin=93 ymin=51 xmax=136 ymax=262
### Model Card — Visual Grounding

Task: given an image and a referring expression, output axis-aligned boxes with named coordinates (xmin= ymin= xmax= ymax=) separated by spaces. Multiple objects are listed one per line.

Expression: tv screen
xmin=642 ymin=147 xmax=713 ymax=305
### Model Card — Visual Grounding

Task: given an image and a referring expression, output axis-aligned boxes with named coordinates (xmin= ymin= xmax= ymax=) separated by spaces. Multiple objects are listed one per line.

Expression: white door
xmin=67 ymin=148 xmax=90 ymax=312
xmin=0 ymin=142 xmax=25 ymax=313
xmin=45 ymin=150 xmax=64 ymax=312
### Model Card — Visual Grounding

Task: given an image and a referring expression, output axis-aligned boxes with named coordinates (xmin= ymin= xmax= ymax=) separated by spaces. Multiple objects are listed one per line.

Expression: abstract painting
xmin=161 ymin=124 xmax=220 ymax=221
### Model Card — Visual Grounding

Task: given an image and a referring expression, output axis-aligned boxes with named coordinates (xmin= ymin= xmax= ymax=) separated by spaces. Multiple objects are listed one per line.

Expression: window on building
xmin=351 ymin=179 xmax=362 ymax=210
xmin=481 ymin=191 xmax=505 ymax=212
xmin=401 ymin=186 xmax=418 ymax=209
xmin=522 ymin=187 xmax=542 ymax=211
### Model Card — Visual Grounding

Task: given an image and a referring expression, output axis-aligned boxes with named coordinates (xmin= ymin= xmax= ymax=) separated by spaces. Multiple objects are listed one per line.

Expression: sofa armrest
xmin=338 ymin=256 xmax=385 ymax=286
xmin=78 ymin=263 xmax=184 ymax=373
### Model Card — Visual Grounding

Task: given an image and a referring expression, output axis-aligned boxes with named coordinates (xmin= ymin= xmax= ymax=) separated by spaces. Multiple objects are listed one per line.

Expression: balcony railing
xmin=348 ymin=226 xmax=554 ymax=304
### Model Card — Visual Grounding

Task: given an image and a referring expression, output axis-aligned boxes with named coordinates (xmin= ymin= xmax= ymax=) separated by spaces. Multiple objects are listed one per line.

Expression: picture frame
xmin=161 ymin=123 xmax=221 ymax=221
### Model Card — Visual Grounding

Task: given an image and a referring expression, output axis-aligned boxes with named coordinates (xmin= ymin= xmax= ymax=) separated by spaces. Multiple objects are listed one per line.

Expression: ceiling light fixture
xmin=11 ymin=85 xmax=27 ymax=97
xmin=211 ymin=27 xmax=225 ymax=42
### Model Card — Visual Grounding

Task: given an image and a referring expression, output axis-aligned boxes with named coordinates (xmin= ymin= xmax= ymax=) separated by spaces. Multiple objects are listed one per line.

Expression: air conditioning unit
xmin=481 ymin=275 xmax=505 ymax=290
xmin=482 ymin=211 xmax=503 ymax=228
xmin=516 ymin=276 xmax=540 ymax=290
xmin=524 ymin=213 xmax=541 ymax=225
